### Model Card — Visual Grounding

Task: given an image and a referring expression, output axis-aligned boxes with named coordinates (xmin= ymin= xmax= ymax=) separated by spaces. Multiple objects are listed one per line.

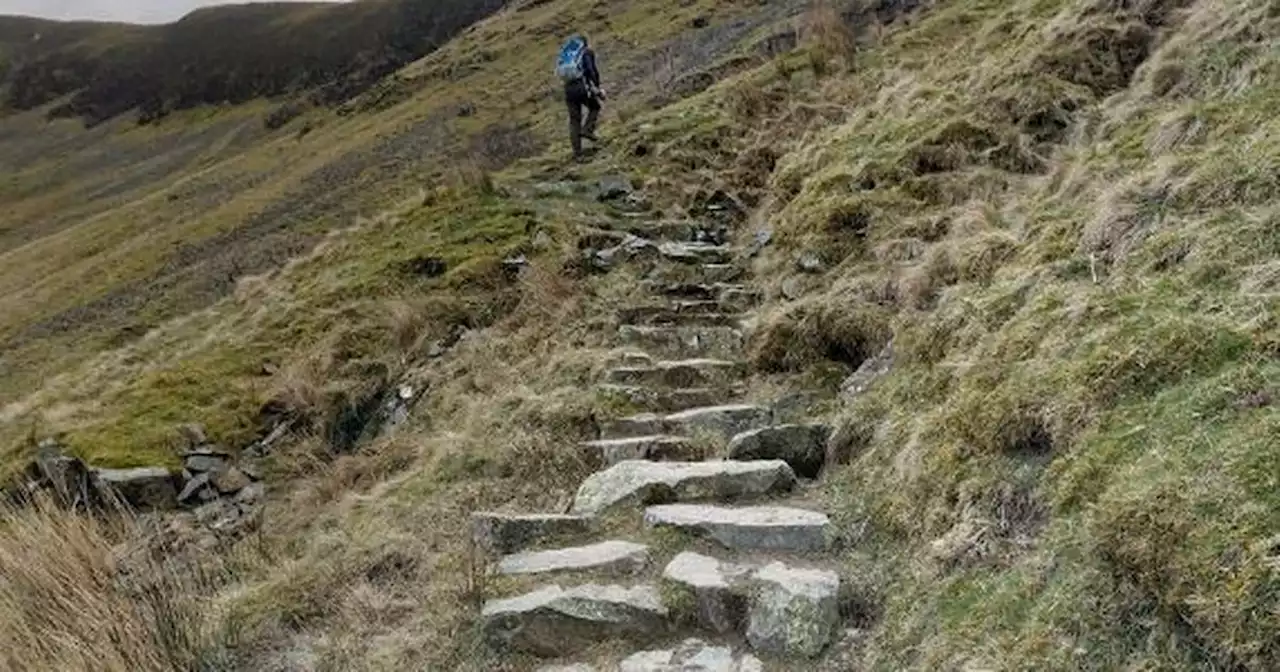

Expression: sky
xmin=0 ymin=0 xmax=340 ymax=24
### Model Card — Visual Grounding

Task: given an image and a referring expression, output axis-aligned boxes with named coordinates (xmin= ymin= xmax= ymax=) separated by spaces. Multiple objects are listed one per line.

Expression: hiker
xmin=556 ymin=34 xmax=605 ymax=161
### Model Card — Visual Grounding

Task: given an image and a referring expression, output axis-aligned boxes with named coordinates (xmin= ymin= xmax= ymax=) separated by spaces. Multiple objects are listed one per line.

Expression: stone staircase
xmin=471 ymin=205 xmax=838 ymax=670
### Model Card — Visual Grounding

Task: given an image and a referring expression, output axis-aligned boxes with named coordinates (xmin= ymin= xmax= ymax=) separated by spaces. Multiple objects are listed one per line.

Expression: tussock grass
xmin=801 ymin=0 xmax=857 ymax=76
xmin=0 ymin=498 xmax=236 ymax=672
xmin=750 ymin=297 xmax=893 ymax=373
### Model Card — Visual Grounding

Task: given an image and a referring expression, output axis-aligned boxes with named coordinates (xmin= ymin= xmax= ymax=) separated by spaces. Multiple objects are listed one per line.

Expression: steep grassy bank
xmin=623 ymin=0 xmax=1280 ymax=667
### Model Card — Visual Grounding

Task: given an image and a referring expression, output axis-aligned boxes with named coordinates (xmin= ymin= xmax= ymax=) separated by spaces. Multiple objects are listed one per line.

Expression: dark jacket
xmin=566 ymin=48 xmax=601 ymax=100
xmin=580 ymin=48 xmax=601 ymax=88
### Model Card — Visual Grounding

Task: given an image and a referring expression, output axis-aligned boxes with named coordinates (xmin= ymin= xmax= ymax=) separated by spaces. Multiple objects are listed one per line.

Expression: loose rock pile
xmin=10 ymin=430 xmax=265 ymax=544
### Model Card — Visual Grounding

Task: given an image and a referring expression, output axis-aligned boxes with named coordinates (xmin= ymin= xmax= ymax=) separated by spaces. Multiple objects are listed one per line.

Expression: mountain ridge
xmin=0 ymin=0 xmax=506 ymax=125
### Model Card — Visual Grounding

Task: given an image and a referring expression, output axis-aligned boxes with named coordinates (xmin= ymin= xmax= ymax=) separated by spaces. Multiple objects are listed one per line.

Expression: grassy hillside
xmin=0 ymin=0 xmax=788 ymax=469
xmin=0 ymin=0 xmax=506 ymax=124
xmin=2 ymin=0 xmax=1280 ymax=669
xmin=715 ymin=0 xmax=1280 ymax=668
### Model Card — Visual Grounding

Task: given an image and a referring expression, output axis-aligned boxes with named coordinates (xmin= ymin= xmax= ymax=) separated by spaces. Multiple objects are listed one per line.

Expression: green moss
xmin=67 ymin=349 xmax=267 ymax=467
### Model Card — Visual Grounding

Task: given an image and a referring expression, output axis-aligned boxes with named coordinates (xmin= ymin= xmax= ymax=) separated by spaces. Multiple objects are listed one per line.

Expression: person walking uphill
xmin=556 ymin=34 xmax=606 ymax=161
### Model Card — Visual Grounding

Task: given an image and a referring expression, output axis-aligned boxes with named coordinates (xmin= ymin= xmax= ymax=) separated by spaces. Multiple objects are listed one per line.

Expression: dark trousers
xmin=566 ymin=83 xmax=600 ymax=158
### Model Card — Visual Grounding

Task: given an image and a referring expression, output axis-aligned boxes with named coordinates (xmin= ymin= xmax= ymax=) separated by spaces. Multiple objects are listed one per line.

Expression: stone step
xmin=610 ymin=350 xmax=656 ymax=367
xmin=643 ymin=504 xmax=832 ymax=552
xmin=497 ymin=540 xmax=650 ymax=577
xmin=659 ymin=242 xmax=733 ymax=265
xmin=618 ymin=325 xmax=744 ymax=359
xmin=660 ymin=553 xmax=840 ymax=659
xmin=604 ymin=359 xmax=747 ymax=389
xmin=662 ymin=551 xmax=753 ymax=634
xmin=622 ymin=220 xmax=729 ymax=245
xmin=598 ymin=384 xmax=740 ymax=414
xmin=639 ymin=281 xmax=747 ymax=301
xmin=640 ymin=281 xmax=722 ymax=301
xmin=482 ymin=583 xmax=669 ymax=657
xmin=580 ymin=435 xmax=699 ymax=467
xmin=540 ymin=638 xmax=762 ymax=672
xmin=471 ymin=512 xmax=594 ymax=555
xmin=572 ymin=460 xmax=796 ymax=516
xmin=647 ymin=263 xmax=743 ymax=286
xmin=601 ymin=413 xmax=668 ymax=439
xmin=576 ymin=228 xmax=631 ymax=252
xmin=635 ymin=283 xmax=760 ymax=314
xmin=601 ymin=405 xmax=772 ymax=442
xmin=618 ymin=302 xmax=741 ymax=328
xmin=583 ymin=234 xmax=660 ymax=271
xmin=619 ymin=638 xmax=764 ymax=671
xmin=717 ymin=286 xmax=763 ymax=313
xmin=664 ymin=404 xmax=773 ymax=442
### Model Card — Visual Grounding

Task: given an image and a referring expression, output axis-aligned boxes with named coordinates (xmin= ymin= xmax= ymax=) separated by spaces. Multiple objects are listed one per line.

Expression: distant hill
xmin=0 ymin=0 xmax=507 ymax=125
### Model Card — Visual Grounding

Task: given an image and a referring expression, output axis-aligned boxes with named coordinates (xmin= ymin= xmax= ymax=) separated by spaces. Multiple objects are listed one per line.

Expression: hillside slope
xmin=0 ymin=0 xmax=792 ymax=467
xmin=0 ymin=0 xmax=505 ymax=124
xmin=2 ymin=0 xmax=1280 ymax=670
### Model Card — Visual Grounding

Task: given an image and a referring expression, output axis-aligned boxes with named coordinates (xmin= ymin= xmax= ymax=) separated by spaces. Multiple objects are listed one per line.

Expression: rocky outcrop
xmin=94 ymin=468 xmax=181 ymax=511
xmin=747 ymin=562 xmax=840 ymax=658
xmin=481 ymin=583 xmax=668 ymax=656
xmin=171 ymin=429 xmax=262 ymax=510
xmin=584 ymin=234 xmax=660 ymax=274
xmin=22 ymin=443 xmax=95 ymax=509
xmin=9 ymin=436 xmax=264 ymax=533
xmin=598 ymin=175 xmax=635 ymax=202
xmin=840 ymin=340 xmax=894 ymax=401
xmin=571 ymin=460 xmax=796 ymax=516
xmin=727 ymin=424 xmax=831 ymax=479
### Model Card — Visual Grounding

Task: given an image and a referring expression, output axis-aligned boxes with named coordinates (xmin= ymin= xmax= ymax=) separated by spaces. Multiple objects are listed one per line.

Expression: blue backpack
xmin=556 ymin=36 xmax=587 ymax=82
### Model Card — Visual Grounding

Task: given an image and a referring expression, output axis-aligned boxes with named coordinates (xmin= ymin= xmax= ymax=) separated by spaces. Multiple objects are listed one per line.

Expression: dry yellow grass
xmin=0 ymin=497 xmax=232 ymax=672
xmin=800 ymin=0 xmax=857 ymax=75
